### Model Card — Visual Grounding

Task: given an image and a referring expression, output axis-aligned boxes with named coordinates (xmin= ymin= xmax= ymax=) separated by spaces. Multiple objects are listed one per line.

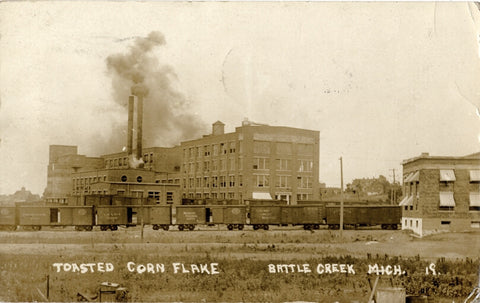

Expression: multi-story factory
xmin=400 ymin=152 xmax=480 ymax=236
xmin=43 ymin=95 xmax=320 ymax=205
xmin=180 ymin=120 xmax=320 ymax=204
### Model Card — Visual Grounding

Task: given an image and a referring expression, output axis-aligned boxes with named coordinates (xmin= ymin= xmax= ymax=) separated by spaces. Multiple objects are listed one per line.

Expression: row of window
xmin=182 ymin=158 xmax=313 ymax=174
xmin=184 ymin=142 xmax=239 ymax=159
xmin=73 ymin=175 xmax=107 ymax=188
xmin=402 ymin=192 xmax=480 ymax=211
xmin=183 ymin=141 xmax=315 ymax=159
xmin=147 ymin=191 xmax=174 ymax=204
xmin=184 ymin=176 xmax=244 ymax=189
xmin=104 ymin=153 xmax=155 ymax=169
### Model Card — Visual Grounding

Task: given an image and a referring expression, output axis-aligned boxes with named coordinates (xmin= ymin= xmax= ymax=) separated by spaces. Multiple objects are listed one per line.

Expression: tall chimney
xmin=127 ymin=95 xmax=134 ymax=156
xmin=136 ymin=94 xmax=144 ymax=165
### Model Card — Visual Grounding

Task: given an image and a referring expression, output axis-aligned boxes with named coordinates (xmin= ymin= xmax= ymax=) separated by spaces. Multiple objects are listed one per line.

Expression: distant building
xmin=400 ymin=152 xmax=480 ymax=236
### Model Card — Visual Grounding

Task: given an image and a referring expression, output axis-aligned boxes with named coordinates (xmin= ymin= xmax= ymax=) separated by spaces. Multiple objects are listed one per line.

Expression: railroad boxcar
xmin=96 ymin=206 xmax=132 ymax=231
xmin=208 ymin=205 xmax=247 ymax=230
xmin=249 ymin=205 xmax=282 ymax=230
xmin=146 ymin=206 xmax=172 ymax=231
xmin=0 ymin=207 xmax=17 ymax=230
xmin=175 ymin=206 xmax=206 ymax=231
xmin=325 ymin=205 xmax=401 ymax=229
xmin=280 ymin=205 xmax=325 ymax=230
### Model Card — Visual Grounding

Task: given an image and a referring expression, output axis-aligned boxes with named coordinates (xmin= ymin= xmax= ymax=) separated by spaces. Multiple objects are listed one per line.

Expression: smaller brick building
xmin=400 ymin=152 xmax=480 ymax=236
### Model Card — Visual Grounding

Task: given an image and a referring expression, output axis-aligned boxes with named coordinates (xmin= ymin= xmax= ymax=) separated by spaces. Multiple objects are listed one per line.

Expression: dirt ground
xmin=1 ymin=228 xmax=479 ymax=302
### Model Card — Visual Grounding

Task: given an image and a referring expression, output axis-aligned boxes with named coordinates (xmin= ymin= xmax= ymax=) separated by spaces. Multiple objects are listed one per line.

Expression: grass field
xmin=0 ymin=227 xmax=479 ymax=302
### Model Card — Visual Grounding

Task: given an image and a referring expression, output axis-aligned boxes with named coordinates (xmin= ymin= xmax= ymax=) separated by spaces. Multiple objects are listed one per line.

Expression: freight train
xmin=0 ymin=198 xmax=401 ymax=231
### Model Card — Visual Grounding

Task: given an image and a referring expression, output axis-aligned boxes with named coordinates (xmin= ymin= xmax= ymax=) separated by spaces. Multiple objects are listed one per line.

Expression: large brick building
xmin=400 ymin=152 xmax=480 ymax=236
xmin=180 ymin=120 xmax=320 ymax=204
xmin=43 ymin=120 xmax=320 ymax=205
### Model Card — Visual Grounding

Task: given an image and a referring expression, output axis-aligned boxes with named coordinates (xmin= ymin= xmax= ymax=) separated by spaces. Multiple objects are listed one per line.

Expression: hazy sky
xmin=1 ymin=2 xmax=480 ymax=195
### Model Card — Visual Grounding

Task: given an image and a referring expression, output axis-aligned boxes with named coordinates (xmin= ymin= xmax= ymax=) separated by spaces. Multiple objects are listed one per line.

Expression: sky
xmin=1 ymin=1 xmax=480 ymax=195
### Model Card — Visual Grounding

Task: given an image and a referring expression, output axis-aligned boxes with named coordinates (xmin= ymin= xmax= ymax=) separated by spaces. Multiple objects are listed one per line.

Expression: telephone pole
xmin=340 ymin=157 xmax=344 ymax=237
xmin=391 ymin=168 xmax=396 ymax=205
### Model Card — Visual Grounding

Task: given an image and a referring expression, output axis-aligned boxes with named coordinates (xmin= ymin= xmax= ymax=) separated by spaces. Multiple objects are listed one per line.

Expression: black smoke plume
xmin=104 ymin=31 xmax=207 ymax=153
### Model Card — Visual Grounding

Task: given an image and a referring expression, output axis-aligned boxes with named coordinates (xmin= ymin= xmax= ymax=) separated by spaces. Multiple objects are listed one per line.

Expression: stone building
xmin=400 ymin=152 xmax=480 ymax=236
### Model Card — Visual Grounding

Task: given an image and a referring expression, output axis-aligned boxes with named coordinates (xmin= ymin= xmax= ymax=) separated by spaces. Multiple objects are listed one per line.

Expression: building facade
xmin=180 ymin=120 xmax=320 ymax=204
xmin=400 ymin=152 xmax=480 ymax=236
xmin=71 ymin=168 xmax=180 ymax=205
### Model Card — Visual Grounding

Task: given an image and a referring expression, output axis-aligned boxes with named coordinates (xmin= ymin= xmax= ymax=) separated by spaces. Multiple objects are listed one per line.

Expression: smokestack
xmin=136 ymin=94 xmax=144 ymax=166
xmin=127 ymin=95 xmax=134 ymax=156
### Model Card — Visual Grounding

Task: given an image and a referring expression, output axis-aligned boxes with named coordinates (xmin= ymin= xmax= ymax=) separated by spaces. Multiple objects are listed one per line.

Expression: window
xmin=440 ymin=169 xmax=456 ymax=182
xmin=204 ymin=145 xmax=210 ymax=156
xmin=238 ymin=158 xmax=244 ymax=170
xmin=254 ymin=175 xmax=269 ymax=187
xmin=219 ymin=176 xmax=226 ymax=187
xmin=213 ymin=144 xmax=219 ymax=156
xmin=204 ymin=176 xmax=210 ymax=188
xmin=150 ymin=153 xmax=153 ymax=163
xmin=229 ymin=175 xmax=235 ymax=187
xmin=276 ymin=142 xmax=292 ymax=155
xmin=238 ymin=175 xmax=243 ymax=187
xmin=212 ymin=176 xmax=218 ymax=188
xmin=276 ymin=159 xmax=290 ymax=171
xmin=276 ymin=175 xmax=290 ymax=188
xmin=196 ymin=177 xmax=202 ymax=188
xmin=297 ymin=176 xmax=312 ymax=188
xmin=203 ymin=161 xmax=210 ymax=172
xmin=229 ymin=142 xmax=236 ymax=153
xmin=439 ymin=192 xmax=455 ymax=211
xmin=148 ymin=191 xmax=160 ymax=204
xmin=121 ymin=175 xmax=127 ymax=182
xmin=253 ymin=157 xmax=269 ymax=170
xmin=166 ymin=192 xmax=174 ymax=204
xmin=189 ymin=178 xmax=194 ymax=188
xmin=229 ymin=158 xmax=235 ymax=170
xmin=469 ymin=192 xmax=480 ymax=211
xmin=220 ymin=159 xmax=226 ymax=171
xmin=132 ymin=190 xmax=143 ymax=198
xmin=298 ymin=160 xmax=313 ymax=172
xmin=297 ymin=143 xmax=313 ymax=155
xmin=212 ymin=161 xmax=218 ymax=171
xmin=254 ymin=141 xmax=271 ymax=154
xmin=441 ymin=221 xmax=451 ymax=225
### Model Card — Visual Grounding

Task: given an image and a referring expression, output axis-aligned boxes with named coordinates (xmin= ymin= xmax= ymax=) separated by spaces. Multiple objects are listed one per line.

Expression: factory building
xmin=43 ymin=96 xmax=320 ymax=205
xmin=43 ymin=145 xmax=104 ymax=204
xmin=180 ymin=120 xmax=320 ymax=204
xmin=400 ymin=152 xmax=480 ymax=236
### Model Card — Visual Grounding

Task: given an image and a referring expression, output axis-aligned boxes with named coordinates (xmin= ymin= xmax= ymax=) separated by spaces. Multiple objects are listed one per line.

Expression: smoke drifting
xmin=105 ymin=31 xmax=207 ymax=152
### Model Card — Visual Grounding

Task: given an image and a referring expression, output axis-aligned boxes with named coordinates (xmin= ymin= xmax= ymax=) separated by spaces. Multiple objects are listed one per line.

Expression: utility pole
xmin=340 ymin=157 xmax=344 ymax=237
xmin=391 ymin=168 xmax=396 ymax=205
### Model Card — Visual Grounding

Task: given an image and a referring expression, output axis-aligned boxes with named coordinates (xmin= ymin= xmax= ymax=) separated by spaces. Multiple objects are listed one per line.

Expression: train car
xmin=96 ymin=206 xmax=132 ymax=231
xmin=208 ymin=205 xmax=247 ymax=230
xmin=175 ymin=206 xmax=207 ymax=231
xmin=325 ymin=205 xmax=401 ymax=230
xmin=280 ymin=205 xmax=325 ymax=230
xmin=0 ymin=206 xmax=17 ymax=231
xmin=249 ymin=205 xmax=282 ymax=230
xmin=16 ymin=206 xmax=94 ymax=231
xmin=146 ymin=206 xmax=172 ymax=231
